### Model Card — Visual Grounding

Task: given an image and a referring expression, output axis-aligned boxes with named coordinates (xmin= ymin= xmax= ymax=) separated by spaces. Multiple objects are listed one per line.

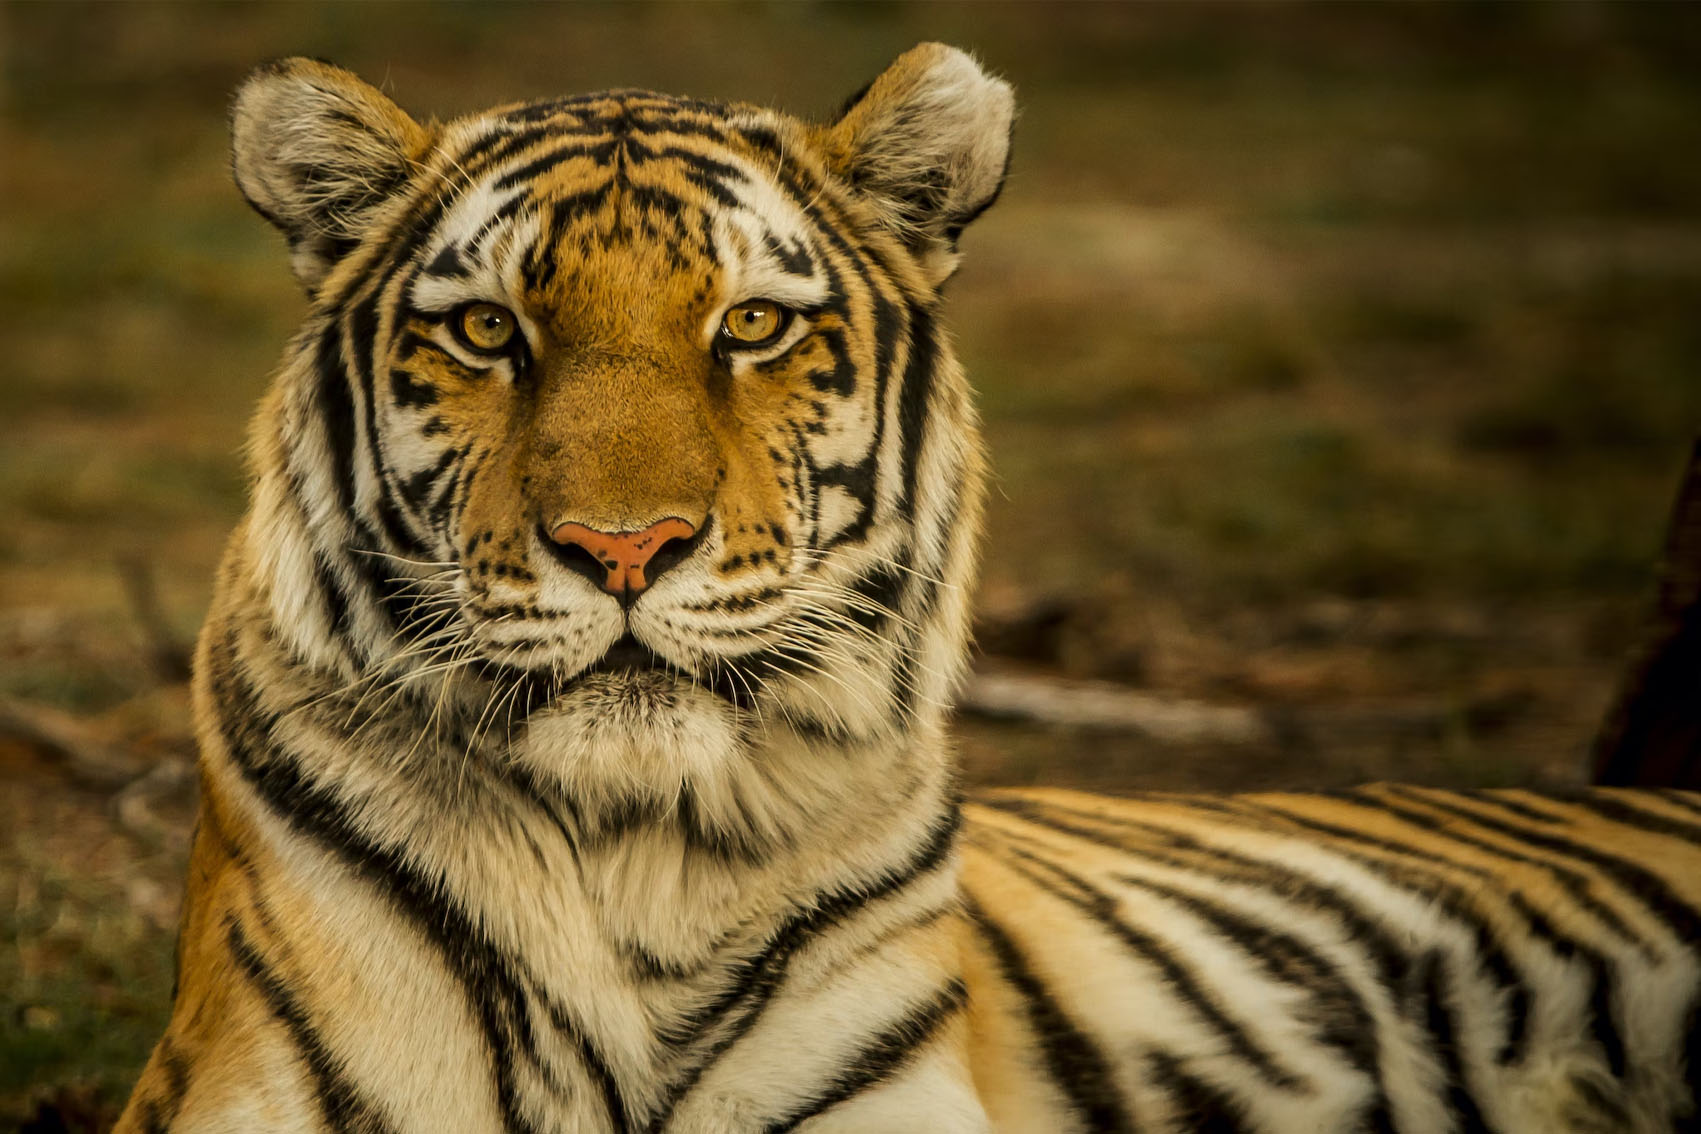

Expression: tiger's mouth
xmin=582 ymin=634 xmax=672 ymax=678
xmin=561 ymin=632 xmax=757 ymax=710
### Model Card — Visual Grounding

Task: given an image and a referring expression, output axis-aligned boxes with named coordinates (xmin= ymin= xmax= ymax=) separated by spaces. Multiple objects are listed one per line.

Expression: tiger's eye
xmin=721 ymin=301 xmax=786 ymax=346
xmin=457 ymin=303 xmax=517 ymax=353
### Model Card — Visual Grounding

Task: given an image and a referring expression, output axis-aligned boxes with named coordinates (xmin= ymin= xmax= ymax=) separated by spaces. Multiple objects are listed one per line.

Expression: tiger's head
xmin=230 ymin=46 xmax=1012 ymax=822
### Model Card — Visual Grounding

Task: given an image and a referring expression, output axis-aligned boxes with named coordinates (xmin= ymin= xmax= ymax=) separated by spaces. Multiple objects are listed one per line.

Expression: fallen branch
xmin=116 ymin=554 xmax=194 ymax=683
xmin=114 ymin=756 xmax=197 ymax=842
xmin=959 ymin=671 xmax=1273 ymax=745
xmin=0 ymin=696 xmax=144 ymax=788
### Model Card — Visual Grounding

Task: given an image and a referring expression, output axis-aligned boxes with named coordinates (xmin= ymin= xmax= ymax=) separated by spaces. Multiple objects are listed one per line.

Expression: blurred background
xmin=3 ymin=1 xmax=1700 ymax=1125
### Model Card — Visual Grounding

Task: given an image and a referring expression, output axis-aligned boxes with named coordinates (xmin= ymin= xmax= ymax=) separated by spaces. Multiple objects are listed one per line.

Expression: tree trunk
xmin=1592 ymin=440 xmax=1701 ymax=788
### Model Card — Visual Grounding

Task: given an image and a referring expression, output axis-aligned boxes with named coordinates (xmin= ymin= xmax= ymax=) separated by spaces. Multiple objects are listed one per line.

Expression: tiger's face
xmin=388 ymin=102 xmax=881 ymax=692
xmin=231 ymin=49 xmax=1012 ymax=792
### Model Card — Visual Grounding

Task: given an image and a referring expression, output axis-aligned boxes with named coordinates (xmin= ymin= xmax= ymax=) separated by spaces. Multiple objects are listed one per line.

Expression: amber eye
xmin=720 ymin=301 xmax=789 ymax=347
xmin=454 ymin=303 xmax=518 ymax=354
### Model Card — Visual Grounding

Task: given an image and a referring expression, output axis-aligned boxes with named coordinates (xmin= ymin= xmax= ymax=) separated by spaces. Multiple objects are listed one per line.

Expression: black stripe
xmin=1657 ymin=789 xmax=1701 ymax=819
xmin=311 ymin=550 xmax=355 ymax=642
xmin=1459 ymin=789 xmax=1570 ymax=825
xmin=761 ymin=979 xmax=967 ymax=1132
xmin=1037 ymin=792 xmax=1547 ymax=1070
xmin=1111 ymin=873 xmax=1384 ymax=1080
xmin=133 ymin=1035 xmax=192 ymax=1134
xmin=805 ymin=326 xmax=858 ymax=398
xmin=1499 ymin=890 xmax=1627 ymax=1077
xmin=967 ymin=898 xmax=1137 ymax=1134
xmin=275 ymin=434 xmax=360 ymax=671
xmin=1232 ymin=793 xmax=1612 ymax=963
xmin=544 ymin=999 xmax=628 ymax=1134
xmin=735 ymin=122 xmax=783 ymax=160
xmin=1386 ymin=787 xmax=1701 ymax=945
xmin=808 ymin=310 xmax=900 ymax=549
xmin=978 ymin=796 xmax=1413 ymax=989
xmin=763 ymin=232 xmax=815 ymax=279
xmin=1145 ymin=1050 xmax=1250 ymax=1134
xmin=663 ymin=802 xmax=957 ymax=1033
xmin=313 ymin=326 xmax=358 ymax=518
xmin=437 ymin=445 xmax=490 ymax=532
xmin=423 ymin=243 xmax=470 ymax=279
xmin=227 ymin=916 xmax=397 ymax=1134
xmin=800 ymin=208 xmax=906 ymax=552
xmin=159 ymin=1040 xmax=191 ymax=1123
xmin=647 ymin=805 xmax=961 ymax=1130
xmin=135 ymin=1098 xmax=167 ymax=1134
xmin=994 ymin=844 xmax=1307 ymax=1092
xmin=1356 ymin=788 xmax=1651 ymax=953
xmin=476 ymin=193 xmax=541 ymax=253
xmin=211 ymin=632 xmax=621 ymax=1134
xmin=625 ymin=139 xmax=749 ymax=188
xmin=843 ymin=563 xmax=906 ymax=633
xmin=1410 ymin=949 xmax=1494 ymax=1134
xmin=372 ymin=569 xmax=460 ymax=648
xmin=1584 ymin=951 xmax=1628 ymax=1077
xmin=568 ymin=780 xmax=780 ymax=866
xmin=980 ymin=795 xmax=1425 ymax=1093
xmin=493 ymin=138 xmax=622 ymax=192
xmin=345 ymin=297 xmax=426 ymax=556
xmin=483 ymin=755 xmax=584 ymax=862
xmin=388 ymin=364 xmax=439 ymax=409
xmin=1244 ymin=796 xmax=1628 ymax=1069
xmin=401 ymin=445 xmax=461 ymax=514
xmin=1573 ymin=791 xmax=1701 ymax=845
xmin=618 ymin=182 xmax=699 ymax=224
xmin=453 ymin=123 xmax=566 ymax=175
xmin=894 ymin=305 xmax=938 ymax=518
xmin=675 ymin=164 xmax=742 ymax=209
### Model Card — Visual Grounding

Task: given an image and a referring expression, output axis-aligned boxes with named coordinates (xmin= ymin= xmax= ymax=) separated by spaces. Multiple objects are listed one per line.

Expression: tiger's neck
xmin=204 ymin=540 xmax=963 ymax=982
xmin=196 ymin=571 xmax=967 ymax=1126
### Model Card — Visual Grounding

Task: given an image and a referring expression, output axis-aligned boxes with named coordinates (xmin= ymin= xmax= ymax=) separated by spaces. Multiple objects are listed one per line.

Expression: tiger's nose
xmin=546 ymin=517 xmax=700 ymax=603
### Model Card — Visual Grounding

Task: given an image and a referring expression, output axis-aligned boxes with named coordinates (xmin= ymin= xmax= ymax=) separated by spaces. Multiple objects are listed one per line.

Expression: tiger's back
xmin=962 ymin=786 xmax=1701 ymax=1133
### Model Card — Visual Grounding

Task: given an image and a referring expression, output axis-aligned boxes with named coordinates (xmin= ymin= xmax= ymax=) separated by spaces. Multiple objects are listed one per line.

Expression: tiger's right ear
xmin=230 ymin=58 xmax=430 ymax=292
xmin=817 ymin=44 xmax=1015 ymax=288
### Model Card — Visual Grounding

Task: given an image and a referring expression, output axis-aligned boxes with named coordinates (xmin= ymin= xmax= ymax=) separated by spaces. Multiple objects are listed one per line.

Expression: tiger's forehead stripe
xmin=309 ymin=89 xmax=780 ymax=314
xmin=418 ymin=107 xmax=832 ymax=313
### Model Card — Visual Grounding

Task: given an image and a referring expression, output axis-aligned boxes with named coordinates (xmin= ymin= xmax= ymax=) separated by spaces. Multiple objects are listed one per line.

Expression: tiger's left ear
xmin=230 ymin=58 xmax=431 ymax=292
xmin=818 ymin=43 xmax=1015 ymax=288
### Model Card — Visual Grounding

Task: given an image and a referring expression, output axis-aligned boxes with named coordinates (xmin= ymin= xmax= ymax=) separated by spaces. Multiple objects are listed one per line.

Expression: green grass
xmin=1 ymin=853 xmax=175 ymax=1125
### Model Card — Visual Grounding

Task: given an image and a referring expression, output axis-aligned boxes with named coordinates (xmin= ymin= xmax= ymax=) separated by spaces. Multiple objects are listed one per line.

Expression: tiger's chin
xmin=512 ymin=661 xmax=752 ymax=825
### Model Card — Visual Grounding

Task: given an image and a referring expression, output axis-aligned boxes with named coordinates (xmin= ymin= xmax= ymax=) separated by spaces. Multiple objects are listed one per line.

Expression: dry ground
xmin=4 ymin=3 xmax=1700 ymax=1126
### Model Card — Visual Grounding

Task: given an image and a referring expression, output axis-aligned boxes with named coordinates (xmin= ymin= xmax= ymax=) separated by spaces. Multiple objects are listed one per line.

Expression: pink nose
xmin=548 ymin=517 xmax=699 ymax=599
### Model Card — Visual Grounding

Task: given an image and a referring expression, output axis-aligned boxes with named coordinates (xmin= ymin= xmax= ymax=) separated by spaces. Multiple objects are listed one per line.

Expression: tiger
xmin=115 ymin=44 xmax=1701 ymax=1134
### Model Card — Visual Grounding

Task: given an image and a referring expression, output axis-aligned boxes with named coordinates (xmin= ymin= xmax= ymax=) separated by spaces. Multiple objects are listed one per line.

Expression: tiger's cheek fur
xmin=700 ymin=340 xmax=855 ymax=578
xmin=377 ymin=328 xmax=524 ymax=565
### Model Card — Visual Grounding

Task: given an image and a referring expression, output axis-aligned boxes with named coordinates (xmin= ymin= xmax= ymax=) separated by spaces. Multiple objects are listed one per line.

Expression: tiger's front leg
xmin=655 ymin=908 xmax=991 ymax=1133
